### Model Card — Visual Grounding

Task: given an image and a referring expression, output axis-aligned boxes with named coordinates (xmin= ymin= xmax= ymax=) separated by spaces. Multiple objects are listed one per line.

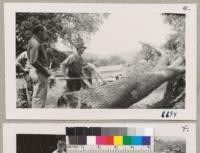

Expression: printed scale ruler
xmin=66 ymin=146 xmax=154 ymax=153
xmin=66 ymin=127 xmax=154 ymax=153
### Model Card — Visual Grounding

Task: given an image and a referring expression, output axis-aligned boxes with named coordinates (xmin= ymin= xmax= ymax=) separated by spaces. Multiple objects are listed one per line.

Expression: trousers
xmin=30 ymin=68 xmax=48 ymax=108
xmin=24 ymin=73 xmax=33 ymax=107
xmin=67 ymin=79 xmax=82 ymax=92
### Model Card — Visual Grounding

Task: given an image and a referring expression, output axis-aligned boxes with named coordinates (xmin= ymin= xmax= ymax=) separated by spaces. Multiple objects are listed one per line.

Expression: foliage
xmin=132 ymin=14 xmax=185 ymax=69
xmin=16 ymin=13 xmax=109 ymax=56
xmin=129 ymin=14 xmax=186 ymax=109
xmin=160 ymin=14 xmax=186 ymax=109
xmin=133 ymin=42 xmax=162 ymax=70
xmin=163 ymin=13 xmax=185 ymax=58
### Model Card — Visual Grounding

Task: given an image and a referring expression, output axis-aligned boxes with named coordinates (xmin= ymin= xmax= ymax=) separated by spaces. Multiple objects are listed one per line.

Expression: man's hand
xmin=45 ymin=68 xmax=52 ymax=77
xmin=29 ymin=69 xmax=38 ymax=83
xmin=48 ymin=75 xmax=56 ymax=89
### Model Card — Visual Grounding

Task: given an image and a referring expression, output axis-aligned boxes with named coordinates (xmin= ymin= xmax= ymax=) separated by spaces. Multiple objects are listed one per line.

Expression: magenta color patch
xmin=96 ymin=136 xmax=105 ymax=145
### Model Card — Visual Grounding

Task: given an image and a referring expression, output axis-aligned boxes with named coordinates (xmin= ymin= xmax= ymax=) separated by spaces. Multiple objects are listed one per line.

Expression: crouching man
xmin=16 ymin=51 xmax=33 ymax=107
xmin=82 ymin=63 xmax=106 ymax=88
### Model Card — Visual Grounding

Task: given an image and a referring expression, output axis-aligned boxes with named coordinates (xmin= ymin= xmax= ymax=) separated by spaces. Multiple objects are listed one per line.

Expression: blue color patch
xmin=132 ymin=136 xmax=142 ymax=145
xmin=142 ymin=136 xmax=151 ymax=145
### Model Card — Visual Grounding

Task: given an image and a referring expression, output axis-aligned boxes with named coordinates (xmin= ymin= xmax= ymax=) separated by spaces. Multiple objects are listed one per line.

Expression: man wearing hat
xmin=61 ymin=43 xmax=86 ymax=92
xmin=27 ymin=25 xmax=51 ymax=108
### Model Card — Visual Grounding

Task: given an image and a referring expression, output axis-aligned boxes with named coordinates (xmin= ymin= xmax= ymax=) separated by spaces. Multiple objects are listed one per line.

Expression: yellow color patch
xmin=114 ymin=136 xmax=123 ymax=145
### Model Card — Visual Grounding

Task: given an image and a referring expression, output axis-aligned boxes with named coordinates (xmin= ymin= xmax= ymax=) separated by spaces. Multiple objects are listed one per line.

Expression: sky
xmin=54 ymin=13 xmax=174 ymax=56
xmin=87 ymin=13 xmax=174 ymax=56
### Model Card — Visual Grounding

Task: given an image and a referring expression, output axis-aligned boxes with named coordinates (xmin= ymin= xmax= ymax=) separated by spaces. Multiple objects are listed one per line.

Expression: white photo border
xmin=3 ymin=123 xmax=196 ymax=153
xmin=4 ymin=3 xmax=197 ymax=120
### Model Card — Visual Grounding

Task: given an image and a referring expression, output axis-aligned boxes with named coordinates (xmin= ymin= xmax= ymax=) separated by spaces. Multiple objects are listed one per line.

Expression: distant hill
xmin=117 ymin=51 xmax=138 ymax=63
xmin=47 ymin=49 xmax=137 ymax=68
xmin=83 ymin=51 xmax=137 ymax=64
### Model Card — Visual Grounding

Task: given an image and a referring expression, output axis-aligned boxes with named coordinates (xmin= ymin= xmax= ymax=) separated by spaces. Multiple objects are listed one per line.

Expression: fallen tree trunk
xmin=147 ymin=74 xmax=185 ymax=109
xmin=59 ymin=66 xmax=185 ymax=108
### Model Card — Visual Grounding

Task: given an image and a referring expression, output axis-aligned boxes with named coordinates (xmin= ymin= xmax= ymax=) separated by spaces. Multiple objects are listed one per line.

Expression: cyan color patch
xmin=132 ymin=136 xmax=142 ymax=145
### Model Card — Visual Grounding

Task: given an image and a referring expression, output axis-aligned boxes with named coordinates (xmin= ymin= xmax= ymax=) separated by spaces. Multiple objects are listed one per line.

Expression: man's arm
xmin=60 ymin=54 xmax=75 ymax=75
xmin=16 ymin=51 xmax=27 ymax=64
xmin=29 ymin=41 xmax=50 ymax=77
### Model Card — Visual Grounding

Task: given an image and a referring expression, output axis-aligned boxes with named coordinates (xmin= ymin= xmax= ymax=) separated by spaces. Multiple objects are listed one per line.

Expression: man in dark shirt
xmin=27 ymin=25 xmax=51 ymax=108
xmin=61 ymin=43 xmax=86 ymax=92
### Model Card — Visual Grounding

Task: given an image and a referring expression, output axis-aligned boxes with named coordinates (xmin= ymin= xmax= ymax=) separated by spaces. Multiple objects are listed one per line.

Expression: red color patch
xmin=105 ymin=136 xmax=114 ymax=145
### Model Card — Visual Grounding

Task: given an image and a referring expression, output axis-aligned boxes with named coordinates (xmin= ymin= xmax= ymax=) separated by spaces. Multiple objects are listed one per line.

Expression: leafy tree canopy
xmin=16 ymin=13 xmax=109 ymax=56
xmin=162 ymin=13 xmax=185 ymax=57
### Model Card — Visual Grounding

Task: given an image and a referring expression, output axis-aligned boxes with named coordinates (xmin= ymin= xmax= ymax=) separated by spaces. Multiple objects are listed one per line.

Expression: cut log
xmin=59 ymin=66 xmax=185 ymax=108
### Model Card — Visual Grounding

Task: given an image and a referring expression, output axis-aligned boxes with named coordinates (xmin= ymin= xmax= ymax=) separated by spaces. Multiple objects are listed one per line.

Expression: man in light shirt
xmin=52 ymin=140 xmax=66 ymax=153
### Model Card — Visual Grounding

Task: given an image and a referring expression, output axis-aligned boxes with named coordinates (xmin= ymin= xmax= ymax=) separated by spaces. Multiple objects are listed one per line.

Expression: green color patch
xmin=123 ymin=136 xmax=132 ymax=145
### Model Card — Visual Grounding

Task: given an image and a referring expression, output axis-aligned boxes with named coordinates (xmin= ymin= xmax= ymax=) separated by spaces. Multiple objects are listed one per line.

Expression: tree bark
xmin=59 ymin=66 xmax=185 ymax=108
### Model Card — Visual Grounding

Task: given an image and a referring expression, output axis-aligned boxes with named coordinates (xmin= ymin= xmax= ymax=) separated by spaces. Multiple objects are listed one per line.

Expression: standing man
xmin=61 ymin=43 xmax=86 ymax=92
xmin=52 ymin=141 xmax=66 ymax=153
xmin=27 ymin=25 xmax=51 ymax=108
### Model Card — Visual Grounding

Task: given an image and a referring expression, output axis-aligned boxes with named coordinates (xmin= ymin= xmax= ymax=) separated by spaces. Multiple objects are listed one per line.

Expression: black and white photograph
xmin=16 ymin=12 xmax=186 ymax=109
xmin=154 ymin=137 xmax=186 ymax=153
xmin=4 ymin=3 xmax=196 ymax=119
xmin=17 ymin=134 xmax=66 ymax=153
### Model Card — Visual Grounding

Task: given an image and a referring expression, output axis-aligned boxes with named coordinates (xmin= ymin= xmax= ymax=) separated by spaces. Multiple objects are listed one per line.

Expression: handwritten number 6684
xmin=161 ymin=111 xmax=177 ymax=118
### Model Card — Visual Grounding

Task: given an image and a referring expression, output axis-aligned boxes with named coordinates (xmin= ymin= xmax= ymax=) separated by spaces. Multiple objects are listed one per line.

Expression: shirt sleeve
xmin=60 ymin=54 xmax=75 ymax=72
xmin=52 ymin=150 xmax=57 ymax=153
xmin=62 ymin=54 xmax=75 ymax=66
xmin=16 ymin=51 xmax=27 ymax=64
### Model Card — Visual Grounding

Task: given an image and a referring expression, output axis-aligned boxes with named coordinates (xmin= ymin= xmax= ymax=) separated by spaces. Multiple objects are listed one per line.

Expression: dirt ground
xmin=17 ymin=78 xmax=66 ymax=108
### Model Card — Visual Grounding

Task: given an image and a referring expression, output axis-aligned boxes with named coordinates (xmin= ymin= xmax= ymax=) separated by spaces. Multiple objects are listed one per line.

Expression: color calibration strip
xmin=66 ymin=127 xmax=154 ymax=136
xmin=67 ymin=135 xmax=151 ymax=145
xmin=66 ymin=127 xmax=154 ymax=146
